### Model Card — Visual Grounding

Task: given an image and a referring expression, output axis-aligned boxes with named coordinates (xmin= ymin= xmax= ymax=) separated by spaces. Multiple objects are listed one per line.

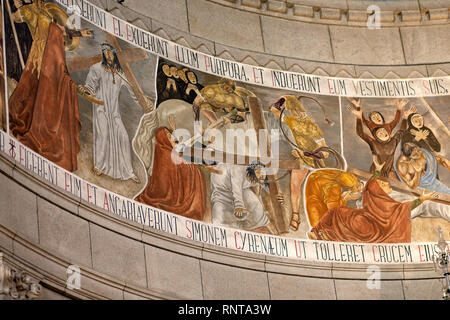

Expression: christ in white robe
xmin=84 ymin=62 xmax=138 ymax=181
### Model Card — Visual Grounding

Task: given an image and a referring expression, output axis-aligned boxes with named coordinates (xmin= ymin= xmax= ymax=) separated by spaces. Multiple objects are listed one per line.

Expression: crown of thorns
xmin=100 ymin=43 xmax=116 ymax=53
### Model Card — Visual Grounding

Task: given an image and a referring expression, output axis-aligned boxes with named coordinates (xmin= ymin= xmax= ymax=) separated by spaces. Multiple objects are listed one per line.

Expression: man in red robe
xmin=8 ymin=1 xmax=91 ymax=172
xmin=134 ymin=127 xmax=206 ymax=221
xmin=308 ymin=160 xmax=438 ymax=243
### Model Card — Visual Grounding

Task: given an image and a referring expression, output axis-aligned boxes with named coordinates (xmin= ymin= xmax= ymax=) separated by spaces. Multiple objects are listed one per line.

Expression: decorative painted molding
xmin=0 ymin=253 xmax=42 ymax=300
xmin=206 ymin=0 xmax=450 ymax=27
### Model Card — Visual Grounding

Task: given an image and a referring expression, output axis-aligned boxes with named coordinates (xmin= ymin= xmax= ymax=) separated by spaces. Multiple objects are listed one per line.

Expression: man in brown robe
xmin=352 ymin=104 xmax=414 ymax=179
xmin=348 ymin=98 xmax=406 ymax=136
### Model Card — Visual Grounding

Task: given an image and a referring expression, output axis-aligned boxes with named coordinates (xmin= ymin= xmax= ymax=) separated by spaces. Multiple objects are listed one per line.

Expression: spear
xmin=5 ymin=0 xmax=25 ymax=69
xmin=420 ymin=97 xmax=450 ymax=138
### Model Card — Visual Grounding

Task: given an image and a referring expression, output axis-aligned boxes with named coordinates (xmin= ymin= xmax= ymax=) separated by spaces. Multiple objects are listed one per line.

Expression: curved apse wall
xmin=1 ymin=0 xmax=449 ymax=286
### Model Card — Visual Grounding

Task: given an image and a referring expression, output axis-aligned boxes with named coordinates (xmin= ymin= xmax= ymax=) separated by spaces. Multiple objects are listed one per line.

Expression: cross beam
xmin=182 ymin=147 xmax=304 ymax=170
xmin=247 ymin=96 xmax=291 ymax=234
xmin=103 ymin=32 xmax=150 ymax=112
xmin=66 ymin=47 xmax=147 ymax=73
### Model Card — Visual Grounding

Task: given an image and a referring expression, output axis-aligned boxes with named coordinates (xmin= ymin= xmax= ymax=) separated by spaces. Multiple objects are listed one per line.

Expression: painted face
xmin=253 ymin=167 xmax=267 ymax=184
xmin=410 ymin=147 xmax=423 ymax=159
xmin=103 ymin=49 xmax=114 ymax=66
xmin=187 ymin=72 xmax=197 ymax=84
xmin=162 ymin=64 xmax=171 ymax=77
xmin=377 ymin=179 xmax=392 ymax=194
xmin=370 ymin=112 xmax=384 ymax=125
xmin=165 ymin=129 xmax=178 ymax=148
xmin=219 ymin=83 xmax=233 ymax=94
xmin=375 ymin=128 xmax=390 ymax=142
xmin=169 ymin=67 xmax=179 ymax=78
xmin=411 ymin=114 xmax=424 ymax=129
xmin=177 ymin=69 xmax=188 ymax=83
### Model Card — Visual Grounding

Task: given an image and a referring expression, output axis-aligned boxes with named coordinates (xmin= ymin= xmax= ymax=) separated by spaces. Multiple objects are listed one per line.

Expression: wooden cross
xmin=184 ymin=97 xmax=300 ymax=235
xmin=66 ymin=32 xmax=150 ymax=112
xmin=247 ymin=96 xmax=291 ymax=235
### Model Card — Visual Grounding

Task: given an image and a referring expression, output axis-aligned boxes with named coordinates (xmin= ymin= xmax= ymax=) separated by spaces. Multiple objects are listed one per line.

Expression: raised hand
xmin=168 ymin=114 xmax=176 ymax=132
xmin=396 ymin=99 xmax=408 ymax=110
xmin=346 ymin=104 xmax=362 ymax=118
xmin=404 ymin=105 xmax=417 ymax=119
xmin=13 ymin=0 xmax=23 ymax=9
xmin=348 ymin=97 xmax=361 ymax=108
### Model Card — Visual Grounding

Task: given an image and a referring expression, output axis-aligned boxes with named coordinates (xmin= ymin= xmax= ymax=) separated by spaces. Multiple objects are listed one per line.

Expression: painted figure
xmin=192 ymin=78 xmax=248 ymax=124
xmin=308 ymin=159 xmax=438 ymax=243
xmin=156 ymin=63 xmax=181 ymax=107
xmin=134 ymin=127 xmax=206 ymax=221
xmin=396 ymin=143 xmax=450 ymax=195
xmin=348 ymin=100 xmax=414 ymax=179
xmin=180 ymin=70 xmax=203 ymax=104
xmin=79 ymin=43 xmax=152 ymax=182
xmin=270 ymin=95 xmax=330 ymax=231
xmin=402 ymin=112 xmax=441 ymax=154
xmin=348 ymin=97 xmax=405 ymax=136
xmin=305 ymin=169 xmax=363 ymax=228
xmin=388 ymin=190 xmax=450 ymax=222
xmin=210 ymin=162 xmax=279 ymax=233
xmin=8 ymin=0 xmax=93 ymax=171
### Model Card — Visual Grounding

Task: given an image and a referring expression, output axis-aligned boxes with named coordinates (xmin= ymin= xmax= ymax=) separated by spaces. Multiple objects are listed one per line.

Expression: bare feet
xmin=92 ymin=167 xmax=102 ymax=176
xmin=307 ymin=231 xmax=317 ymax=240
xmin=131 ymin=176 xmax=140 ymax=184
xmin=289 ymin=212 xmax=300 ymax=231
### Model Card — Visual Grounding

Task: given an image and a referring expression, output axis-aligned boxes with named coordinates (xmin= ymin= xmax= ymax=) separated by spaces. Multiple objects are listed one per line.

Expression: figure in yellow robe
xmin=282 ymin=111 xmax=326 ymax=168
xmin=270 ymin=95 xmax=330 ymax=231
xmin=305 ymin=169 xmax=362 ymax=228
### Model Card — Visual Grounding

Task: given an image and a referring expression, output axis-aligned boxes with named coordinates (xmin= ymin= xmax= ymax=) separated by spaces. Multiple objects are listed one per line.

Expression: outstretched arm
xmin=410 ymin=191 xmax=439 ymax=211
xmin=356 ymin=114 xmax=372 ymax=145
xmin=368 ymin=155 xmax=385 ymax=181
xmin=387 ymin=99 xmax=407 ymax=132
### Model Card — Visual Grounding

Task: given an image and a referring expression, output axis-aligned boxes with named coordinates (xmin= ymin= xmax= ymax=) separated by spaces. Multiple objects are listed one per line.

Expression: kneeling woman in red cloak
xmin=134 ymin=127 xmax=206 ymax=221
xmin=309 ymin=158 xmax=437 ymax=243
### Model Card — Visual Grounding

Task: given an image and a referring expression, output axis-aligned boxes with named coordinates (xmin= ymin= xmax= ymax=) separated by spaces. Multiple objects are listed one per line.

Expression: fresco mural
xmin=1 ymin=0 xmax=449 ymax=264
xmin=0 ymin=4 xmax=5 ymax=131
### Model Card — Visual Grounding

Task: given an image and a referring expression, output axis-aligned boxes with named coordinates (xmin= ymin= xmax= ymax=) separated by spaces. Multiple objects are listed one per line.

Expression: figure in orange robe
xmin=310 ymin=172 xmax=431 ymax=243
xmin=134 ymin=127 xmax=206 ymax=221
xmin=305 ymin=169 xmax=362 ymax=228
